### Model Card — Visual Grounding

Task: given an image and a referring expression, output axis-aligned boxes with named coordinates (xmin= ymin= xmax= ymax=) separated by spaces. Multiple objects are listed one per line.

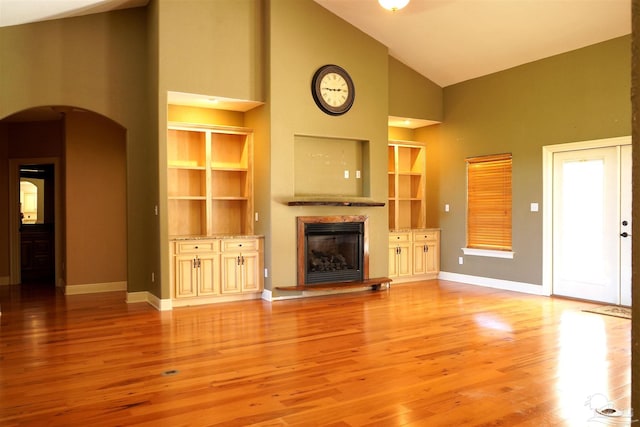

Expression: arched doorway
xmin=1 ymin=106 xmax=127 ymax=293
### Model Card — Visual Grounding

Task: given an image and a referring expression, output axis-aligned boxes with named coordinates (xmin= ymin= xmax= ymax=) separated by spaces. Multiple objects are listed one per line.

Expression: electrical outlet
xmin=344 ymin=170 xmax=349 ymax=179
xmin=356 ymin=170 xmax=361 ymax=179
xmin=264 ymin=268 xmax=268 ymax=278
xmin=458 ymin=257 xmax=464 ymax=265
xmin=255 ymin=212 xmax=259 ymax=221
xmin=445 ymin=204 xmax=450 ymax=212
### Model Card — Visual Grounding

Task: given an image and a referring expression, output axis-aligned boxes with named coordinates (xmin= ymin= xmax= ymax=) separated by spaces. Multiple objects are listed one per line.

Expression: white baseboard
xmin=0 ymin=276 xmax=10 ymax=286
xmin=126 ymin=291 xmax=148 ymax=303
xmin=261 ymin=289 xmax=273 ymax=301
xmin=64 ymin=281 xmax=127 ymax=295
xmin=126 ymin=291 xmax=172 ymax=311
xmin=438 ymin=271 xmax=547 ymax=296
xmin=147 ymin=292 xmax=173 ymax=311
xmin=262 ymin=289 xmax=301 ymax=301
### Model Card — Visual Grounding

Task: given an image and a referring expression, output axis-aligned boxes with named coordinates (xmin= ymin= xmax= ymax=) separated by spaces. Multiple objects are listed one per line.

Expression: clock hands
xmin=321 ymin=87 xmax=347 ymax=92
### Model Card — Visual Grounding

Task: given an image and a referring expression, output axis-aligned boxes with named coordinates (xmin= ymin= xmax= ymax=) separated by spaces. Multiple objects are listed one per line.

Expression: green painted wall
xmin=266 ymin=0 xmax=389 ymax=293
xmin=0 ymin=9 xmax=154 ymax=293
xmin=157 ymin=0 xmax=264 ymax=102
xmin=389 ymin=57 xmax=443 ymax=122
xmin=423 ymin=35 xmax=631 ymax=286
xmin=146 ymin=0 xmax=161 ymax=297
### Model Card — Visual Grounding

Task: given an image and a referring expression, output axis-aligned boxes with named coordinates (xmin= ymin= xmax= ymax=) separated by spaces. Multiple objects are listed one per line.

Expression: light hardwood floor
xmin=0 ymin=281 xmax=631 ymax=426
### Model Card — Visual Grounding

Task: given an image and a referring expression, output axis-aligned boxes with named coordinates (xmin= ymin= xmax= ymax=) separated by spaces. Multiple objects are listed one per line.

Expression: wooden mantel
xmin=287 ymin=200 xmax=385 ymax=207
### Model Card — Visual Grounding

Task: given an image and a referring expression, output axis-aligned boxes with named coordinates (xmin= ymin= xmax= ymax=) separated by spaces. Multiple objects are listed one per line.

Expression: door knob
xmin=620 ymin=232 xmax=630 ymax=238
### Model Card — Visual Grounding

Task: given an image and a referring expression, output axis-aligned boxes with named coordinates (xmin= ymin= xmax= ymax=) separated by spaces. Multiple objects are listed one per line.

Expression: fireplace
xmin=297 ymin=216 xmax=369 ymax=287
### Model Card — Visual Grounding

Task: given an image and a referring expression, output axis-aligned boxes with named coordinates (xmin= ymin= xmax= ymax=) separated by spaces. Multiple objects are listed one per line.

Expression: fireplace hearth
xmin=297 ymin=216 xmax=369 ymax=287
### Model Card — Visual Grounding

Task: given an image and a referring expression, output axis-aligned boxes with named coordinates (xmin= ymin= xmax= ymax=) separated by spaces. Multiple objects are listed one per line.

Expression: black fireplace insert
xmin=304 ymin=221 xmax=364 ymax=285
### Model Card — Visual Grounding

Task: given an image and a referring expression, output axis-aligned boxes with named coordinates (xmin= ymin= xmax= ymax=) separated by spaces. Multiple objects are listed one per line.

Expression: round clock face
xmin=311 ymin=65 xmax=355 ymax=115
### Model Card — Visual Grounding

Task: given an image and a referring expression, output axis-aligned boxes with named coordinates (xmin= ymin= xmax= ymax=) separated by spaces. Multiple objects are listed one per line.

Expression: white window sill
xmin=462 ymin=248 xmax=514 ymax=259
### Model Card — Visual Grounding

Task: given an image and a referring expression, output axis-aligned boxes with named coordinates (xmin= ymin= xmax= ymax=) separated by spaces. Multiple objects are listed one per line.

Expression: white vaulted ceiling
xmin=0 ymin=0 xmax=148 ymax=28
xmin=314 ymin=0 xmax=630 ymax=87
xmin=0 ymin=0 xmax=630 ymax=88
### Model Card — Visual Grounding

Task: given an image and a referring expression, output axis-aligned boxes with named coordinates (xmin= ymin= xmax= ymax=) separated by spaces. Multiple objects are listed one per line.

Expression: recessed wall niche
xmin=294 ymin=135 xmax=370 ymax=198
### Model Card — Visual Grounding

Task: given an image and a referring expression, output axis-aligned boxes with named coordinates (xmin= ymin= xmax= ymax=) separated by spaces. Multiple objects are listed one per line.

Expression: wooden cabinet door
xmin=413 ymin=243 xmax=427 ymax=275
xmin=397 ymin=242 xmax=412 ymax=277
xmin=389 ymin=243 xmax=412 ymax=278
xmin=175 ymin=256 xmax=198 ymax=298
xmin=221 ymin=253 xmax=241 ymax=294
xmin=389 ymin=245 xmax=400 ymax=278
xmin=241 ymin=252 xmax=260 ymax=292
xmin=413 ymin=242 xmax=438 ymax=275
xmin=198 ymin=254 xmax=220 ymax=295
xmin=424 ymin=241 xmax=438 ymax=274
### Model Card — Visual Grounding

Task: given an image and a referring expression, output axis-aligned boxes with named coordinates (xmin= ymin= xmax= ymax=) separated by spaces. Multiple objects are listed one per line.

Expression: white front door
xmin=552 ymin=145 xmax=631 ymax=304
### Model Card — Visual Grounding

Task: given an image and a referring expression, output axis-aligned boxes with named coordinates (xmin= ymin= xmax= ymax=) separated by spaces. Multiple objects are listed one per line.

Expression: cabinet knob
xmin=194 ymin=246 xmax=198 ymax=249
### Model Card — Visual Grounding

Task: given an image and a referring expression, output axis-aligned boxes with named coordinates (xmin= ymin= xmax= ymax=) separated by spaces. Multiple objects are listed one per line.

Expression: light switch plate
xmin=530 ymin=203 xmax=539 ymax=212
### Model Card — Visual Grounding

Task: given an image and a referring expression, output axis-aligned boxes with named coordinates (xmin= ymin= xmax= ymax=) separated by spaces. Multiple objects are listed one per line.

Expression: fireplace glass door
xmin=304 ymin=222 xmax=364 ymax=284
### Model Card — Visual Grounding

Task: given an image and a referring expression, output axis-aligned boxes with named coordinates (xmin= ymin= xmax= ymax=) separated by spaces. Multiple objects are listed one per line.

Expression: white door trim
xmin=542 ymin=136 xmax=631 ymax=298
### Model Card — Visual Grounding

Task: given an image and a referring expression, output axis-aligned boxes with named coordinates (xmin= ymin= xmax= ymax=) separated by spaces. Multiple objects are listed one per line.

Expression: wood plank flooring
xmin=0 ymin=281 xmax=631 ymax=426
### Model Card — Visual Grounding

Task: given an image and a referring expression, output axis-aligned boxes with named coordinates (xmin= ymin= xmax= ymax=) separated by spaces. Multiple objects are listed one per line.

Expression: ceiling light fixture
xmin=378 ymin=0 xmax=409 ymax=12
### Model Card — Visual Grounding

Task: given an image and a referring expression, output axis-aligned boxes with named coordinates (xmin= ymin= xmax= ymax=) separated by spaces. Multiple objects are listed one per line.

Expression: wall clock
xmin=311 ymin=64 xmax=355 ymax=116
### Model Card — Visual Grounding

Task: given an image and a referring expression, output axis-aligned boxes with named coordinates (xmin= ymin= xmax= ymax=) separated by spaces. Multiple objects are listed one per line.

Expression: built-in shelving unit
xmin=387 ymin=139 xmax=440 ymax=282
xmin=167 ymin=120 xmax=262 ymax=305
xmin=387 ymin=140 xmax=426 ymax=230
xmin=167 ymin=123 xmax=253 ymax=236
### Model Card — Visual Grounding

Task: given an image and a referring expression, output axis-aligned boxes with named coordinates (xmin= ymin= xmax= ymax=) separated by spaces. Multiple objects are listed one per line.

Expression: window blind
xmin=466 ymin=153 xmax=512 ymax=251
